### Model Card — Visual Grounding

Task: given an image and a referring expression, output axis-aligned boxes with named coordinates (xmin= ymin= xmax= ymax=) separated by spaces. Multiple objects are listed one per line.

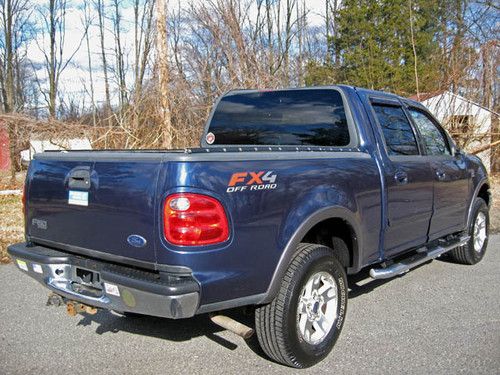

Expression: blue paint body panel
xmin=28 ymin=159 xmax=161 ymax=263
xmin=23 ymin=85 xmax=489 ymax=308
xmin=154 ymin=155 xmax=381 ymax=304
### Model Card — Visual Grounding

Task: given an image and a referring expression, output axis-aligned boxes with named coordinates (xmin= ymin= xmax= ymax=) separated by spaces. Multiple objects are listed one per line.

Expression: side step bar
xmin=370 ymin=236 xmax=470 ymax=280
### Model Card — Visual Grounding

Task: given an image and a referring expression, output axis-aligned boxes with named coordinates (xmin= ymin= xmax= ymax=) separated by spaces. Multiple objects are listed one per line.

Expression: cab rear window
xmin=207 ymin=89 xmax=351 ymax=146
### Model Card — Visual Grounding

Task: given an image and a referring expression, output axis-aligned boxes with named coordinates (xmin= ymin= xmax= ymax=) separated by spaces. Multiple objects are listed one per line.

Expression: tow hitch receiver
xmin=65 ymin=301 xmax=98 ymax=316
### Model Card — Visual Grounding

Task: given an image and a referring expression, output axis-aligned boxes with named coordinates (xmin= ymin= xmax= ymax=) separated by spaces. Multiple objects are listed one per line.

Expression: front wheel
xmin=449 ymin=197 xmax=489 ymax=265
xmin=255 ymin=243 xmax=348 ymax=368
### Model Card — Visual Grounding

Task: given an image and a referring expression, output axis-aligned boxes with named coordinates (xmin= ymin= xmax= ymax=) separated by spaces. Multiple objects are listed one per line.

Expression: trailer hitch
xmin=46 ymin=293 xmax=98 ymax=316
xmin=66 ymin=301 xmax=98 ymax=316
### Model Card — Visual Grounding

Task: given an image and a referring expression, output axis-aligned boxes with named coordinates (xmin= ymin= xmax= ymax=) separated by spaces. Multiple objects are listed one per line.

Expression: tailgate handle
xmin=68 ymin=169 xmax=91 ymax=190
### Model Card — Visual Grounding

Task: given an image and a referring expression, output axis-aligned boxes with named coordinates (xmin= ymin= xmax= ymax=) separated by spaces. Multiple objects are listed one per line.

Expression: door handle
xmin=435 ymin=169 xmax=446 ymax=181
xmin=394 ymin=171 xmax=408 ymax=185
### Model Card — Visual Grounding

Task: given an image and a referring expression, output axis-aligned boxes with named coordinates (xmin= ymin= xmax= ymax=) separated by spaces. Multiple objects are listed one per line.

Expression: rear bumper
xmin=7 ymin=242 xmax=200 ymax=319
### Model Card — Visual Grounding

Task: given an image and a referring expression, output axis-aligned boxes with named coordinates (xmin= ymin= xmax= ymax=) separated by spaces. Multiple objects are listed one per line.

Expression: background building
xmin=411 ymin=91 xmax=499 ymax=173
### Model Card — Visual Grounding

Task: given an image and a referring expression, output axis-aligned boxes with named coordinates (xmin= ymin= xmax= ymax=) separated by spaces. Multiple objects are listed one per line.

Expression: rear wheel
xmin=255 ymin=243 xmax=348 ymax=368
xmin=449 ymin=197 xmax=489 ymax=265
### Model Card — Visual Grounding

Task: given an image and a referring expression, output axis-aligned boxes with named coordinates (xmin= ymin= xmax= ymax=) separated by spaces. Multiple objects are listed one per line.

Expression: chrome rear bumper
xmin=8 ymin=242 xmax=200 ymax=319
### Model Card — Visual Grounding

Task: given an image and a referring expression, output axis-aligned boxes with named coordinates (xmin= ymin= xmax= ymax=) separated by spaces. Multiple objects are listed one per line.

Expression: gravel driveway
xmin=1 ymin=236 xmax=499 ymax=374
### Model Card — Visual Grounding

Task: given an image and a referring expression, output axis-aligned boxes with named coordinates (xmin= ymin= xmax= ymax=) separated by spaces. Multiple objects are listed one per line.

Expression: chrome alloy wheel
xmin=473 ymin=212 xmax=487 ymax=253
xmin=297 ymin=271 xmax=338 ymax=345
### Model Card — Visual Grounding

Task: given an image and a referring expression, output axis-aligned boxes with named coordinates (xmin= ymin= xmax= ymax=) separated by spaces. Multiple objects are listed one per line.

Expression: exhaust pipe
xmin=210 ymin=314 xmax=254 ymax=339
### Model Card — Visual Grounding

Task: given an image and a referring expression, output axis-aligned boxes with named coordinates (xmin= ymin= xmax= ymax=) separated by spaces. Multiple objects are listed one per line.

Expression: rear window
xmin=206 ymin=89 xmax=351 ymax=146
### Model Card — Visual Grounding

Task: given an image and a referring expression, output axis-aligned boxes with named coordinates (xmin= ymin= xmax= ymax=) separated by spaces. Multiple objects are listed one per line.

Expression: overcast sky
xmin=28 ymin=0 xmax=328 ymax=110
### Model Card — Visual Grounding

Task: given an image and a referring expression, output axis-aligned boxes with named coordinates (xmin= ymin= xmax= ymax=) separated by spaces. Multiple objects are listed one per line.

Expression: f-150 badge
xmin=227 ymin=171 xmax=277 ymax=193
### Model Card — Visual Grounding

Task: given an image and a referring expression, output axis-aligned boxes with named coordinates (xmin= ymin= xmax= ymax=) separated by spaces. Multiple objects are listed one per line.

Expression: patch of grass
xmin=0 ymin=171 xmax=26 ymax=190
xmin=0 ymin=194 xmax=23 ymax=263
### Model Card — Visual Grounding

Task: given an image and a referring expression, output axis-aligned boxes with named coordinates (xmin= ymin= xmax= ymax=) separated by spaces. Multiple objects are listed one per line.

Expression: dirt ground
xmin=0 ymin=173 xmax=498 ymax=263
xmin=0 ymin=172 xmax=24 ymax=263
xmin=0 ymin=194 xmax=23 ymax=263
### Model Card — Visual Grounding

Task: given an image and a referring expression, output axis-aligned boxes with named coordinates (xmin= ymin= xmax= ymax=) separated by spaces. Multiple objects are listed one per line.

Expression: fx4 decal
xmin=227 ymin=171 xmax=278 ymax=193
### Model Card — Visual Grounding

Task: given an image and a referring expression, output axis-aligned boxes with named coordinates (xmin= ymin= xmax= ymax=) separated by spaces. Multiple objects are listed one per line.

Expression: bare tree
xmin=156 ymin=0 xmax=173 ymax=148
xmin=133 ymin=0 xmax=155 ymax=101
xmin=82 ymin=1 xmax=95 ymax=126
xmin=408 ymin=0 xmax=419 ymax=99
xmin=283 ymin=0 xmax=295 ymax=85
xmin=0 ymin=0 xmax=31 ymax=113
xmin=33 ymin=0 xmax=87 ymax=117
xmin=111 ymin=0 xmax=127 ymax=109
xmin=95 ymin=0 xmax=111 ymax=121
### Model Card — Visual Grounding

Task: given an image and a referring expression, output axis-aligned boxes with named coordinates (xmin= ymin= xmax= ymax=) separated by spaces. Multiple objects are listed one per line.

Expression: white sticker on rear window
xmin=104 ymin=283 xmax=120 ymax=297
xmin=206 ymin=132 xmax=215 ymax=144
xmin=17 ymin=260 xmax=28 ymax=271
xmin=68 ymin=190 xmax=88 ymax=206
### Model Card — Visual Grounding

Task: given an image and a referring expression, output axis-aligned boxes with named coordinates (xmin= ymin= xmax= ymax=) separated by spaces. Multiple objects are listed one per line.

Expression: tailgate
xmin=27 ymin=154 xmax=162 ymax=264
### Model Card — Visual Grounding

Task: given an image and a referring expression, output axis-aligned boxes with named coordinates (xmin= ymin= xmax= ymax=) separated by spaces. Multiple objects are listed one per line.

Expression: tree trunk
xmin=4 ymin=0 xmax=14 ymax=113
xmin=7 ymin=122 xmax=17 ymax=184
xmin=156 ymin=0 xmax=173 ymax=149
xmin=408 ymin=0 xmax=420 ymax=99
xmin=113 ymin=0 xmax=127 ymax=109
xmin=48 ymin=0 xmax=57 ymax=118
xmin=97 ymin=0 xmax=112 ymax=124
xmin=84 ymin=2 xmax=96 ymax=126
xmin=266 ymin=0 xmax=274 ymax=75
xmin=283 ymin=0 xmax=293 ymax=85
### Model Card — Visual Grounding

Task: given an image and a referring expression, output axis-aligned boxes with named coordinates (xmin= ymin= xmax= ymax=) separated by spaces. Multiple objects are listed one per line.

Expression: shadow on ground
xmin=74 ymin=306 xmax=268 ymax=359
xmin=70 ymin=258 xmax=442 ymax=360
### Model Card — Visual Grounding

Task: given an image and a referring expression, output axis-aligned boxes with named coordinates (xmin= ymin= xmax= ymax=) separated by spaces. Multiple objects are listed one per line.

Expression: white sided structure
xmin=20 ymin=138 xmax=92 ymax=165
xmin=411 ymin=91 xmax=498 ymax=173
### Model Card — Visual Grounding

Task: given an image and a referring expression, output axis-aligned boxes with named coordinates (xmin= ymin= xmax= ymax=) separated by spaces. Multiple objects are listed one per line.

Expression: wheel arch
xmin=477 ymin=183 xmax=491 ymax=207
xmin=260 ymin=206 xmax=362 ymax=304
xmin=467 ymin=179 xmax=491 ymax=229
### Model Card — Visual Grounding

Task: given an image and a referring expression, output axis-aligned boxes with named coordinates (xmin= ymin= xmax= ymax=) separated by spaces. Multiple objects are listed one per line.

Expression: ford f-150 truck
xmin=8 ymin=85 xmax=491 ymax=368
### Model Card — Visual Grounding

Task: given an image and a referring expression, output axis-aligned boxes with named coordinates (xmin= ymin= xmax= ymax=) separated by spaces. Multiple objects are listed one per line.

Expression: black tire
xmin=449 ymin=197 xmax=489 ymax=265
xmin=331 ymin=237 xmax=350 ymax=267
xmin=255 ymin=243 xmax=348 ymax=368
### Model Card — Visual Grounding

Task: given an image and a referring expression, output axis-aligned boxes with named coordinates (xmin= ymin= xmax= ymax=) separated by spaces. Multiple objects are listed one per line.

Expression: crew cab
xmin=8 ymin=86 xmax=491 ymax=368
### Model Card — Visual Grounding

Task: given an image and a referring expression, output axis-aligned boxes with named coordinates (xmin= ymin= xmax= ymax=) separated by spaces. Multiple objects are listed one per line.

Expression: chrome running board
xmin=370 ymin=236 xmax=470 ymax=280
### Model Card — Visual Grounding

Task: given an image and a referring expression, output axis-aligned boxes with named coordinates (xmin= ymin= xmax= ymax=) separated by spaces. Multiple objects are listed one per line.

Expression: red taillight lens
xmin=163 ymin=193 xmax=229 ymax=246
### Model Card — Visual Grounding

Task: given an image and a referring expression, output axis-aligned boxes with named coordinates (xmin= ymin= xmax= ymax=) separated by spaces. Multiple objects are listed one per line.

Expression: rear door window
xmin=372 ymin=104 xmax=419 ymax=156
xmin=207 ymin=89 xmax=351 ymax=146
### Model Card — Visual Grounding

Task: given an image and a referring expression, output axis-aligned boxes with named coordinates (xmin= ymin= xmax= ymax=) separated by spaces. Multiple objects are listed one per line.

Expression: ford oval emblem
xmin=127 ymin=234 xmax=147 ymax=248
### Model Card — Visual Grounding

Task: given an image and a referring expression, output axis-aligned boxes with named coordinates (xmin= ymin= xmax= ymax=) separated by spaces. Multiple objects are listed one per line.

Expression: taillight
xmin=163 ymin=193 xmax=229 ymax=246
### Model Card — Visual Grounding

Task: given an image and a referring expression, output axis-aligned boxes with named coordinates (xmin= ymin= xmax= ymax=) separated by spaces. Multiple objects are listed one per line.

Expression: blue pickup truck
xmin=8 ymin=86 xmax=491 ymax=368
